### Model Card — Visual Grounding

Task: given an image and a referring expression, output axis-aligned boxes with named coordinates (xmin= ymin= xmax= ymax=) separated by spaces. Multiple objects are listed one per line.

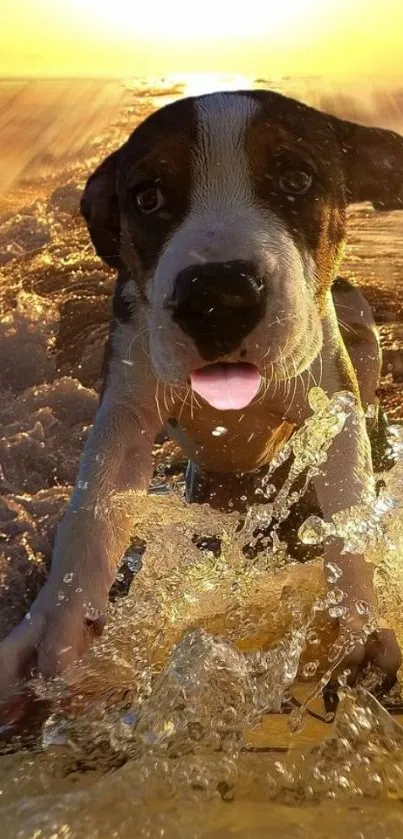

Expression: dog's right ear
xmin=80 ymin=148 xmax=122 ymax=269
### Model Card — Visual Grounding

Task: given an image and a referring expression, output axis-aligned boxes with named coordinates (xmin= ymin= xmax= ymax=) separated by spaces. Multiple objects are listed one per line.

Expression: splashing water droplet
xmin=355 ymin=600 xmax=370 ymax=616
xmin=328 ymin=588 xmax=345 ymax=605
xmin=325 ymin=561 xmax=343 ymax=583
xmin=299 ymin=516 xmax=335 ymax=545
xmin=303 ymin=660 xmax=319 ymax=678
xmin=337 ymin=669 xmax=351 ymax=687
xmin=328 ymin=605 xmax=347 ymax=619
xmin=212 ymin=425 xmax=227 ymax=437
xmin=84 ymin=605 xmax=104 ymax=622
xmin=306 ymin=629 xmax=321 ymax=646
xmin=288 ymin=705 xmax=305 ymax=734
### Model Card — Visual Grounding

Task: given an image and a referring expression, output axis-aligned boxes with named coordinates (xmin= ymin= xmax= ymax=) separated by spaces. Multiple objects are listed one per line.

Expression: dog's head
xmin=81 ymin=90 xmax=403 ymax=410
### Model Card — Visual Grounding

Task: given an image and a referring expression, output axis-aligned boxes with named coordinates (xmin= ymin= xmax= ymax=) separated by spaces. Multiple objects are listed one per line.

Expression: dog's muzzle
xmin=167 ymin=260 xmax=266 ymax=360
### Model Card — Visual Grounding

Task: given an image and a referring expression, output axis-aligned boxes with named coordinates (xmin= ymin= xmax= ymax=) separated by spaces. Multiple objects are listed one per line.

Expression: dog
xmin=1 ymin=89 xmax=402 ymax=698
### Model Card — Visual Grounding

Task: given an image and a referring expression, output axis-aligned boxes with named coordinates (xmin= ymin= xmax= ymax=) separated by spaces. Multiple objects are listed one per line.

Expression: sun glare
xmin=71 ymin=0 xmax=325 ymax=43
xmin=2 ymin=0 xmax=402 ymax=79
xmin=181 ymin=74 xmax=254 ymax=97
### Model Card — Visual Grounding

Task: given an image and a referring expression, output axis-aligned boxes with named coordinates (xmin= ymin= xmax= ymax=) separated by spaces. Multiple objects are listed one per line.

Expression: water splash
xmin=2 ymin=391 xmax=403 ymax=837
xmin=239 ymin=388 xmax=356 ymax=553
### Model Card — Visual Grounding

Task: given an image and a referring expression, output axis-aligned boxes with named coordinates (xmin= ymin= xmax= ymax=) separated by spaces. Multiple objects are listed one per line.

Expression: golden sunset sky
xmin=1 ymin=0 xmax=402 ymax=79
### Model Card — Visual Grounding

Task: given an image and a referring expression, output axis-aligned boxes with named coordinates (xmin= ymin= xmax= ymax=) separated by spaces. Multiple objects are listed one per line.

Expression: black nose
xmin=168 ymin=260 xmax=266 ymax=360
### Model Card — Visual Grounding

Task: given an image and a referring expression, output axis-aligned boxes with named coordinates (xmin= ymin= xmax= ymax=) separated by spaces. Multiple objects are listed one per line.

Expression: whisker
xmin=190 ymin=389 xmax=195 ymax=421
xmin=299 ymin=371 xmax=308 ymax=400
xmin=264 ymin=372 xmax=271 ymax=400
xmin=271 ymin=363 xmax=279 ymax=397
xmin=155 ymin=380 xmax=164 ymax=427
xmin=318 ymin=351 xmax=323 ymax=388
xmin=192 ymin=391 xmax=203 ymax=410
xmin=283 ymin=359 xmax=291 ymax=400
xmin=163 ymin=384 xmax=169 ymax=413
xmin=262 ymin=313 xmax=294 ymax=361
xmin=178 ymin=387 xmax=191 ymax=421
xmin=307 ymin=365 xmax=317 ymax=392
xmin=285 ymin=358 xmax=298 ymax=415
xmin=334 ymin=302 xmax=357 ymax=312
xmin=338 ymin=318 xmax=358 ymax=336
xmin=125 ymin=326 xmax=149 ymax=362
xmin=256 ymin=372 xmax=269 ymax=406
xmin=122 ymin=325 xmax=152 ymax=398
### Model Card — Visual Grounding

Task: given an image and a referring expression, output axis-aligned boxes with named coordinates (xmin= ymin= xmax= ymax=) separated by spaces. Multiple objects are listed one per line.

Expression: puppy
xmin=1 ymin=90 xmax=402 ymax=695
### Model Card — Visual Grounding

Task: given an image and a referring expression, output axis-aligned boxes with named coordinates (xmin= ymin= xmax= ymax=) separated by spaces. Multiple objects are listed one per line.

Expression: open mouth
xmin=190 ymin=362 xmax=262 ymax=410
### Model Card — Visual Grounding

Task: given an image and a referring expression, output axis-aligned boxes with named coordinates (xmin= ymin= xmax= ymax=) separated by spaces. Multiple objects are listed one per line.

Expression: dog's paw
xmin=324 ymin=628 xmax=402 ymax=713
xmin=0 ymin=585 xmax=106 ymax=703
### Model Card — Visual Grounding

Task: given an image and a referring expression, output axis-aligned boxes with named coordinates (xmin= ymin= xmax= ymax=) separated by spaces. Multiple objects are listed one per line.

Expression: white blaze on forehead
xmin=149 ymin=91 xmax=309 ymax=298
xmin=193 ymin=93 xmax=259 ymax=211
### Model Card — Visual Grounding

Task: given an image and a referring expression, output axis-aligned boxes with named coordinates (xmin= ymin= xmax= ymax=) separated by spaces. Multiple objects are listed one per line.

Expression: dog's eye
xmin=133 ymin=182 xmax=165 ymax=214
xmin=278 ymin=168 xmax=313 ymax=195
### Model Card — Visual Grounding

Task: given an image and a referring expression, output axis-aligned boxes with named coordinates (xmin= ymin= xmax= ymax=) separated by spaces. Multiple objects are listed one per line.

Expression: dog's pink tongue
xmin=190 ymin=363 xmax=261 ymax=410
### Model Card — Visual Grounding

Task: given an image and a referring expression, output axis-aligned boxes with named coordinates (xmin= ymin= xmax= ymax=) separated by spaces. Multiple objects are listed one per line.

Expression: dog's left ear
xmin=80 ymin=147 xmax=123 ymax=269
xmin=332 ymin=117 xmax=403 ymax=210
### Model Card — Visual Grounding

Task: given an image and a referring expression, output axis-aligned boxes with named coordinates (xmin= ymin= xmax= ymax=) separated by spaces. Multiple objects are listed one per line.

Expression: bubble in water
xmin=298 ymin=515 xmax=335 ymax=545
xmin=303 ymin=660 xmax=319 ymax=678
xmin=328 ymin=605 xmax=347 ymax=619
xmin=288 ymin=705 xmax=305 ymax=734
xmin=337 ymin=669 xmax=351 ymax=687
xmin=325 ymin=561 xmax=343 ymax=583
xmin=306 ymin=629 xmax=321 ymax=646
xmin=212 ymin=425 xmax=227 ymax=437
xmin=274 ymin=760 xmax=286 ymax=775
xmin=355 ymin=600 xmax=370 ymax=616
xmin=84 ymin=604 xmax=105 ymax=621
xmin=63 ymin=572 xmax=74 ymax=584
xmin=331 ymin=391 xmax=357 ymax=413
xmin=328 ymin=588 xmax=345 ymax=605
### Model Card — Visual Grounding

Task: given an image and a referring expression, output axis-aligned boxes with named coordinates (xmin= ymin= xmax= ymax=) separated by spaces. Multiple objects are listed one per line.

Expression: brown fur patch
xmin=118 ymin=98 xmax=196 ymax=284
xmin=245 ymin=94 xmax=347 ymax=296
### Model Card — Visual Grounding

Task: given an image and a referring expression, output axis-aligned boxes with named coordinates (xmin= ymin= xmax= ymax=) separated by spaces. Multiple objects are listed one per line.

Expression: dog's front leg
xmin=0 ymin=387 xmax=158 ymax=693
xmin=313 ymin=385 xmax=401 ymax=692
